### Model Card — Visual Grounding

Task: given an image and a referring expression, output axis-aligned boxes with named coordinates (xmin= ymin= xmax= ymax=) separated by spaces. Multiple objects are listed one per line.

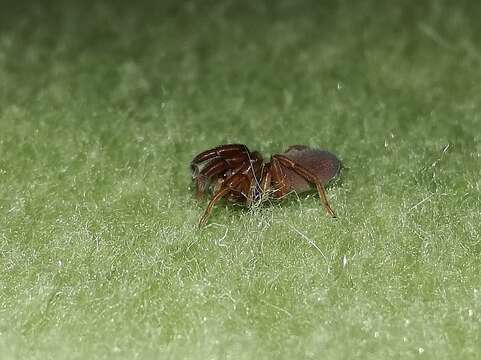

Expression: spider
xmin=191 ymin=144 xmax=341 ymax=227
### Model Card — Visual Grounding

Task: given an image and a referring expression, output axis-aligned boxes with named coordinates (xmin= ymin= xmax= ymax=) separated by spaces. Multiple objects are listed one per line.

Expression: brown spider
xmin=191 ymin=144 xmax=341 ymax=227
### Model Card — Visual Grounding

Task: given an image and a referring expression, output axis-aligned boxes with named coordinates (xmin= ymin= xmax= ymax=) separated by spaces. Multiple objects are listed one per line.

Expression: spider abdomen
xmin=281 ymin=146 xmax=341 ymax=193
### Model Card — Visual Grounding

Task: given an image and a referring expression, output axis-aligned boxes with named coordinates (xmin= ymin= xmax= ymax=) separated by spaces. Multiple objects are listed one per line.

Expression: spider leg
xmin=260 ymin=163 xmax=272 ymax=197
xmin=198 ymin=169 xmax=250 ymax=227
xmin=198 ymin=187 xmax=232 ymax=228
xmin=271 ymin=157 xmax=289 ymax=198
xmin=273 ymin=155 xmax=336 ymax=217
xmin=196 ymin=148 xmax=263 ymax=226
xmin=191 ymin=144 xmax=250 ymax=168
xmin=245 ymin=154 xmax=264 ymax=205
xmin=193 ymin=158 xmax=245 ymax=198
xmin=191 ymin=144 xmax=253 ymax=198
xmin=193 ymin=159 xmax=230 ymax=198
xmin=245 ymin=171 xmax=258 ymax=206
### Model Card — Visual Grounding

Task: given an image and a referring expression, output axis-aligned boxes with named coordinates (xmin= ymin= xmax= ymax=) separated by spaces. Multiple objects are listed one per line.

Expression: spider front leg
xmin=198 ymin=172 xmax=250 ymax=228
xmin=259 ymin=162 xmax=287 ymax=201
xmin=198 ymin=187 xmax=232 ymax=228
xmin=191 ymin=144 xmax=250 ymax=168
xmin=192 ymin=157 xmax=240 ymax=199
xmin=191 ymin=144 xmax=253 ymax=199
xmin=273 ymin=155 xmax=336 ymax=217
xmin=260 ymin=163 xmax=272 ymax=196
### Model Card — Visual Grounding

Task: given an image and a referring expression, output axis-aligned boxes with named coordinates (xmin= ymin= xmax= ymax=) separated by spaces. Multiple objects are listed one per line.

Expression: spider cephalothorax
xmin=191 ymin=144 xmax=341 ymax=226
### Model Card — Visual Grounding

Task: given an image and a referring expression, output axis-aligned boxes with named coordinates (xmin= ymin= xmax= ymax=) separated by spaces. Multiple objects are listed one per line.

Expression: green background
xmin=1 ymin=1 xmax=480 ymax=359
